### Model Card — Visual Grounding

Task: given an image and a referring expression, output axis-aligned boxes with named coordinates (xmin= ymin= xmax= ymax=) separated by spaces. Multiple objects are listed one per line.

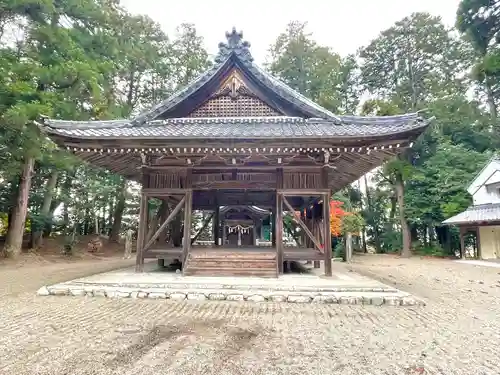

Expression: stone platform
xmin=37 ymin=262 xmax=424 ymax=306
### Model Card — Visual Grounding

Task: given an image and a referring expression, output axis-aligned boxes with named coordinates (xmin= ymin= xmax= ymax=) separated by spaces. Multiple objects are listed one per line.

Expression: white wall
xmin=470 ymin=162 xmax=500 ymax=205
xmin=473 ymin=184 xmax=500 ymax=205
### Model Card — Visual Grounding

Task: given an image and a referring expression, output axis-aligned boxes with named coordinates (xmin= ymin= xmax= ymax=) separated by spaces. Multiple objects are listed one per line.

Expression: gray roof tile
xmin=44 ymin=115 xmax=428 ymax=139
xmin=442 ymin=203 xmax=500 ymax=225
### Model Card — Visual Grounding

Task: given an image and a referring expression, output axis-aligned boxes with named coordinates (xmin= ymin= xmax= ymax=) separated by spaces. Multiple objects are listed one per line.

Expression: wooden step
xmin=187 ymin=260 xmax=276 ymax=269
xmin=184 ymin=267 xmax=277 ymax=277
xmin=190 ymin=252 xmax=276 ymax=260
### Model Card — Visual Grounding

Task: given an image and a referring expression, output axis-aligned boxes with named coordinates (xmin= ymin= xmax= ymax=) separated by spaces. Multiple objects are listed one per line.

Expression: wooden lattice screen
xmin=189 ymin=95 xmax=280 ymax=117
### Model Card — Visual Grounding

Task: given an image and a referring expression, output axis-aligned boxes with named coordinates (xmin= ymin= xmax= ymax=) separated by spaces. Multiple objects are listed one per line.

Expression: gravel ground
xmin=1 ymin=255 xmax=500 ymax=374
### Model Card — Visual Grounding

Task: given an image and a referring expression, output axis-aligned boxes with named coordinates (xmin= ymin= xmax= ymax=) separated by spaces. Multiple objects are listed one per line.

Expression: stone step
xmin=184 ymin=267 xmax=277 ymax=278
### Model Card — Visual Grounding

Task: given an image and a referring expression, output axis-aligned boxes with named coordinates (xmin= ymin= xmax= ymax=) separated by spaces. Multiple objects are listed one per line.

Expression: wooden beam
xmin=282 ymin=194 xmax=323 ymax=252
xmin=142 ymin=196 xmax=186 ymax=252
xmin=142 ymin=188 xmax=188 ymax=196
xmin=191 ymin=212 xmax=214 ymax=245
xmin=279 ymin=189 xmax=330 ymax=196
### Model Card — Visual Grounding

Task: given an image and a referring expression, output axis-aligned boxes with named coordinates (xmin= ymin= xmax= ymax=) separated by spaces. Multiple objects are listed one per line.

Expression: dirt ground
xmin=1 ymin=254 xmax=500 ymax=375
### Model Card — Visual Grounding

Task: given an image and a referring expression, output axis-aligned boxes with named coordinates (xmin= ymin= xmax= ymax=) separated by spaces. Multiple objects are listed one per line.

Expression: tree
xmin=267 ymin=21 xmax=360 ymax=113
xmin=457 ymin=0 xmax=500 ymax=119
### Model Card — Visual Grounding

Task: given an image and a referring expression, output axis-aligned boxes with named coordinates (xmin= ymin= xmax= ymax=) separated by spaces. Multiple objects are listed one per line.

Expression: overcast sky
xmin=120 ymin=0 xmax=461 ymax=64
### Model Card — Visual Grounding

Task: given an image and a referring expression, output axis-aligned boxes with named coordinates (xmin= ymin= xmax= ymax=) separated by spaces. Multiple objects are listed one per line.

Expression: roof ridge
xmin=128 ymin=29 xmax=347 ymax=125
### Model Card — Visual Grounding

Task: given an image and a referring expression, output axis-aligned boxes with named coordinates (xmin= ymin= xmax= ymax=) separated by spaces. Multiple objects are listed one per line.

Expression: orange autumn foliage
xmin=329 ymin=200 xmax=348 ymax=236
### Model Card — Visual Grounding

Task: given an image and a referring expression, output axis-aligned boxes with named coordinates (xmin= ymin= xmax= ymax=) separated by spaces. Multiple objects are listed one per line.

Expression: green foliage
xmin=342 ymin=213 xmax=365 ymax=235
xmin=412 ymin=242 xmax=447 ymax=257
xmin=267 ymin=21 xmax=360 ymax=113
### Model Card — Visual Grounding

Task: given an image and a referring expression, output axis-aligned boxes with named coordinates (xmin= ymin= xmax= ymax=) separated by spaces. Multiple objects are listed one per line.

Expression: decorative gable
xmin=188 ymin=69 xmax=281 ymax=117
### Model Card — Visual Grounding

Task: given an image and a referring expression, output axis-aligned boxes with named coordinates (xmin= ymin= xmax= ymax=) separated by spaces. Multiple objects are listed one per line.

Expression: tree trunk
xmin=3 ymin=157 xmax=34 ymax=257
xmin=62 ymin=171 xmax=74 ymax=230
xmin=33 ymin=170 xmax=58 ymax=248
xmin=485 ymin=77 xmax=498 ymax=119
xmin=395 ymin=171 xmax=411 ymax=257
xmin=109 ymin=180 xmax=127 ymax=243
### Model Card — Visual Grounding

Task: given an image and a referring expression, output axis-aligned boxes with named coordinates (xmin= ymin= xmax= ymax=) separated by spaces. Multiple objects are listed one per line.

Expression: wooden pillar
xmin=252 ymin=221 xmax=258 ymax=246
xmin=312 ymin=204 xmax=320 ymax=268
xmin=476 ymin=226 xmax=482 ymax=259
xmin=459 ymin=226 xmax=466 ymax=259
xmin=182 ymin=190 xmax=193 ymax=267
xmin=214 ymin=196 xmax=220 ymax=246
xmin=323 ymin=194 xmax=332 ymax=276
xmin=135 ymin=192 xmax=148 ymax=272
xmin=222 ymin=220 xmax=226 ymax=246
xmin=271 ymin=209 xmax=276 ymax=247
xmin=276 ymin=192 xmax=283 ymax=274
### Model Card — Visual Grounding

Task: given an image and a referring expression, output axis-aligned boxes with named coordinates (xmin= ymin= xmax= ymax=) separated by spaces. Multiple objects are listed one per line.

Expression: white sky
xmin=120 ymin=0 xmax=461 ymax=64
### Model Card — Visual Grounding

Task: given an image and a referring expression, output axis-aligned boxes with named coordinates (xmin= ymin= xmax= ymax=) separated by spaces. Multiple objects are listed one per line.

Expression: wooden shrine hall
xmin=40 ymin=28 xmax=431 ymax=277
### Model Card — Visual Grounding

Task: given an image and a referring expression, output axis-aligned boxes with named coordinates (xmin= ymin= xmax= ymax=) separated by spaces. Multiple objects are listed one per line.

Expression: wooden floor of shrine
xmin=145 ymin=246 xmax=324 ymax=261
xmin=144 ymin=246 xmax=324 ymax=277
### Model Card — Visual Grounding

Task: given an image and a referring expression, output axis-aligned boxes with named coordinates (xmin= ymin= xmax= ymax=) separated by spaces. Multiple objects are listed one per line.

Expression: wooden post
xmin=276 ymin=192 xmax=283 ymax=274
xmin=476 ymin=226 xmax=482 ymax=259
xmin=135 ymin=192 xmax=148 ymax=272
xmin=214 ymin=201 xmax=220 ymax=246
xmin=252 ymin=221 xmax=258 ymax=246
xmin=322 ymin=194 xmax=332 ymax=276
xmin=182 ymin=190 xmax=193 ymax=268
xmin=459 ymin=226 xmax=466 ymax=259
xmin=222 ymin=220 xmax=226 ymax=246
xmin=271 ymin=209 xmax=276 ymax=247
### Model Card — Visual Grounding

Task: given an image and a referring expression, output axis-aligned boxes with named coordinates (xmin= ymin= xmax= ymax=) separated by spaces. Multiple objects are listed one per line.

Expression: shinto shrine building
xmin=41 ymin=29 xmax=430 ymax=277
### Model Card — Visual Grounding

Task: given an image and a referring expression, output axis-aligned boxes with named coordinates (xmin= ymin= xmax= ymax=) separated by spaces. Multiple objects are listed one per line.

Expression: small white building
xmin=443 ymin=156 xmax=500 ymax=259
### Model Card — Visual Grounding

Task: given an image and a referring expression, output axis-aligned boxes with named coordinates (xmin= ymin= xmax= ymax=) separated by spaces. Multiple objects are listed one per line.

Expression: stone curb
xmin=66 ymin=282 xmax=398 ymax=293
xmin=36 ymin=285 xmax=425 ymax=306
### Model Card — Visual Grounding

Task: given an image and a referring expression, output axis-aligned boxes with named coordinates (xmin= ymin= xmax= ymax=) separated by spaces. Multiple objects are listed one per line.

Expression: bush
xmin=412 ymin=242 xmax=446 ymax=257
xmin=334 ymin=241 xmax=345 ymax=259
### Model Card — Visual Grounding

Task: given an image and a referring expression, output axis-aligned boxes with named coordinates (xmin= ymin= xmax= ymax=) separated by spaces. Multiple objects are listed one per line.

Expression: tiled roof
xmin=43 ymin=115 xmax=428 ymax=139
xmin=442 ymin=203 xmax=500 ymax=225
xmin=131 ymin=29 xmax=343 ymax=124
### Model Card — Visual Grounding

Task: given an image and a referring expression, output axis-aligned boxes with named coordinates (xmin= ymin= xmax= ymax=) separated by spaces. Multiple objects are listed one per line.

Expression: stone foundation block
xmin=247 ymin=295 xmax=265 ymax=302
xmin=37 ymin=286 xmax=50 ymax=296
xmin=50 ymin=287 xmax=69 ymax=296
xmin=339 ymin=296 xmax=362 ymax=305
xmin=287 ymin=295 xmax=311 ymax=303
xmin=227 ymin=294 xmax=244 ymax=301
xmin=116 ymin=291 xmax=131 ymax=298
xmin=370 ymin=297 xmax=384 ymax=306
xmin=208 ymin=293 xmax=227 ymax=301
xmin=170 ymin=293 xmax=186 ymax=300
xmin=137 ymin=291 xmax=149 ymax=298
xmin=269 ymin=295 xmax=287 ymax=302
xmin=383 ymin=296 xmax=401 ymax=306
xmin=400 ymin=297 xmax=418 ymax=306
xmin=148 ymin=292 xmax=166 ymax=299
xmin=312 ymin=295 xmax=336 ymax=304
xmin=187 ymin=293 xmax=207 ymax=301
xmin=69 ymin=288 xmax=86 ymax=297
xmin=93 ymin=290 xmax=106 ymax=297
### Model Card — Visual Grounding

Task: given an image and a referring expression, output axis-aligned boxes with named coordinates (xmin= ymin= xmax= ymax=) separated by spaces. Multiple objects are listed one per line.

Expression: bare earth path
xmin=1 ymin=254 xmax=500 ymax=375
